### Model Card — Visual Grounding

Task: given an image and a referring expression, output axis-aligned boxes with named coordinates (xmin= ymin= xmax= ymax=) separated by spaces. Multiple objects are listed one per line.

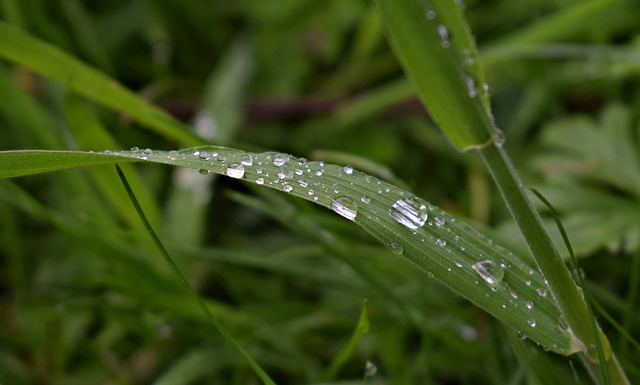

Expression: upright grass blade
xmin=373 ymin=0 xmax=629 ymax=383
xmin=0 ymin=21 xmax=205 ymax=146
xmin=374 ymin=0 xmax=494 ymax=150
xmin=0 ymin=147 xmax=584 ymax=355
xmin=324 ymin=299 xmax=370 ymax=380
xmin=114 ymin=164 xmax=277 ymax=385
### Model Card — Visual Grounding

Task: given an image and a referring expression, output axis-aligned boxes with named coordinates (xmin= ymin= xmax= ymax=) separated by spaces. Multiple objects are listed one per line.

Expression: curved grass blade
xmin=115 ymin=165 xmax=277 ymax=385
xmin=324 ymin=299 xmax=370 ymax=380
xmin=0 ymin=21 xmax=204 ymax=146
xmin=0 ymin=147 xmax=583 ymax=355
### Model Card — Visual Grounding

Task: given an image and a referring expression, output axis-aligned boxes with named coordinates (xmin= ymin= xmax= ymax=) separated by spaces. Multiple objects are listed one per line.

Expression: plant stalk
xmin=478 ymin=143 xmax=629 ymax=384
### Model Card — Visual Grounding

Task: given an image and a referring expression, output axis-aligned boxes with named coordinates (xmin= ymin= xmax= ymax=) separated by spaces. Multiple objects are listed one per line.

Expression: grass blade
xmin=0 ymin=21 xmax=204 ymax=146
xmin=114 ymin=164 xmax=277 ymax=385
xmin=0 ymin=147 xmax=584 ymax=355
xmin=324 ymin=299 xmax=370 ymax=380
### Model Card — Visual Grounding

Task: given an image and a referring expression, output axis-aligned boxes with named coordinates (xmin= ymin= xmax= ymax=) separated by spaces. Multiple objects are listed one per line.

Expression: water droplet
xmin=199 ymin=152 xmax=210 ymax=160
xmin=298 ymin=158 xmax=307 ymax=165
xmin=536 ymin=288 xmax=547 ymax=297
xmin=299 ymin=180 xmax=308 ymax=187
xmin=455 ymin=261 xmax=463 ymax=268
xmin=434 ymin=216 xmax=445 ymax=227
xmin=198 ymin=169 xmax=209 ymax=175
xmin=493 ymin=128 xmax=505 ymax=147
xmin=389 ymin=197 xmax=428 ymax=230
xmin=462 ymin=49 xmax=474 ymax=65
xmin=360 ymin=195 xmax=371 ymax=204
xmin=437 ymin=25 xmax=450 ymax=48
xmin=525 ymin=279 xmax=531 ymax=286
xmin=365 ymin=361 xmax=378 ymax=377
xmin=130 ymin=146 xmax=139 ymax=151
xmin=472 ymin=260 xmax=505 ymax=286
xmin=273 ymin=153 xmax=288 ymax=166
xmin=525 ymin=300 xmax=533 ymax=310
xmin=226 ymin=163 xmax=245 ymax=179
xmin=425 ymin=6 xmax=436 ymax=19
xmin=256 ymin=177 xmax=264 ymax=185
xmin=294 ymin=168 xmax=303 ymax=176
xmin=517 ymin=331 xmax=527 ymax=340
xmin=527 ymin=318 xmax=537 ymax=328
xmin=240 ymin=154 xmax=253 ymax=166
xmin=315 ymin=170 xmax=323 ymax=176
xmin=282 ymin=184 xmax=293 ymax=193
xmin=168 ymin=150 xmax=178 ymax=160
xmin=277 ymin=165 xmax=293 ymax=179
xmin=436 ymin=238 xmax=447 ymax=247
xmin=330 ymin=197 xmax=358 ymax=221
xmin=387 ymin=242 xmax=404 ymax=255
xmin=465 ymin=76 xmax=477 ymax=97
xmin=139 ymin=149 xmax=152 ymax=160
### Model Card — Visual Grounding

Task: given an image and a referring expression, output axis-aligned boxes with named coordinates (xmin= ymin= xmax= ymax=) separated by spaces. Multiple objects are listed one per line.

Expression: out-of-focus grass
xmin=0 ymin=0 xmax=639 ymax=384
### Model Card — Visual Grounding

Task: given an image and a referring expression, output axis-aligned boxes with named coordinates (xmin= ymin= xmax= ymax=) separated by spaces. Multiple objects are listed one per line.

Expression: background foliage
xmin=1 ymin=0 xmax=639 ymax=384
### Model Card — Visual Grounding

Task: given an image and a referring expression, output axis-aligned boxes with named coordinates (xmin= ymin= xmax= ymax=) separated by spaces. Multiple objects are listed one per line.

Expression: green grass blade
xmin=374 ymin=0 xmax=494 ymax=150
xmin=114 ymin=165 xmax=277 ymax=385
xmin=530 ymin=189 xmax=611 ymax=384
xmin=0 ymin=147 xmax=584 ymax=355
xmin=0 ymin=21 xmax=205 ymax=146
xmin=324 ymin=299 xmax=370 ymax=380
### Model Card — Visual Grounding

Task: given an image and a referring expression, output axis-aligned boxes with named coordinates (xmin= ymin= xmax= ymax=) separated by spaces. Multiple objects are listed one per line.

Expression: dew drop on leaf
xmin=472 ymin=259 xmax=505 ymax=286
xmin=226 ymin=163 xmax=245 ymax=179
xmin=387 ymin=242 xmax=404 ymax=255
xmin=330 ymin=197 xmax=358 ymax=221
xmin=525 ymin=300 xmax=533 ymax=310
xmin=527 ymin=318 xmax=537 ymax=328
xmin=273 ymin=153 xmax=288 ymax=166
xmin=437 ymin=25 xmax=450 ymax=48
xmin=343 ymin=165 xmax=353 ymax=175
xmin=434 ymin=216 xmax=445 ymax=226
xmin=256 ymin=177 xmax=264 ymax=185
xmin=240 ymin=154 xmax=253 ymax=166
xmin=198 ymin=169 xmax=209 ymax=175
xmin=436 ymin=238 xmax=447 ymax=247
xmin=361 ymin=195 xmax=371 ymax=204
xmin=536 ymin=288 xmax=548 ymax=298
xmin=277 ymin=165 xmax=293 ymax=179
xmin=282 ymin=184 xmax=293 ymax=192
xmin=389 ymin=196 xmax=428 ymax=229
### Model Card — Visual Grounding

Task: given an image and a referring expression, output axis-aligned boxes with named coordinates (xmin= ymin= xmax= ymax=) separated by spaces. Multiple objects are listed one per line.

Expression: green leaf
xmin=0 ymin=147 xmax=584 ymax=355
xmin=374 ymin=0 xmax=495 ymax=150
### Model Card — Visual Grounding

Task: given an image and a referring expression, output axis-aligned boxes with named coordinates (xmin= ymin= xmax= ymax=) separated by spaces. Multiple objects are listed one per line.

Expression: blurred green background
xmin=1 ymin=0 xmax=639 ymax=383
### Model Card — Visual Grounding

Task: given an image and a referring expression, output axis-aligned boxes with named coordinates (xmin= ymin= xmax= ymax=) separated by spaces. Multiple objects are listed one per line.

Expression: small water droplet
xmin=240 ymin=154 xmax=253 ymax=166
xmin=298 ymin=158 xmax=307 ymax=165
xmin=465 ymin=76 xmax=477 ymax=98
xmin=256 ymin=177 xmax=264 ymax=185
xmin=365 ymin=361 xmax=378 ymax=377
xmin=389 ymin=196 xmax=428 ymax=229
xmin=343 ymin=165 xmax=353 ymax=175
xmin=277 ymin=165 xmax=293 ymax=179
xmin=437 ymin=25 xmax=450 ymax=48
xmin=168 ymin=150 xmax=178 ymax=160
xmin=455 ymin=261 xmax=463 ymax=268
xmin=436 ymin=238 xmax=447 ymax=247
xmin=139 ymin=149 xmax=152 ymax=160
xmin=199 ymin=152 xmax=210 ymax=160
xmin=472 ymin=260 xmax=505 ymax=286
xmin=308 ymin=189 xmax=314 ymax=195
xmin=299 ymin=180 xmax=308 ymax=187
xmin=493 ymin=128 xmax=505 ymax=147
xmin=462 ymin=49 xmax=474 ymax=65
xmin=425 ymin=6 xmax=436 ymax=20
xmin=536 ymin=288 xmax=547 ymax=297
xmin=130 ymin=146 xmax=139 ymax=151
xmin=517 ymin=331 xmax=527 ymax=340
xmin=387 ymin=242 xmax=403 ymax=255
xmin=282 ymin=184 xmax=293 ymax=192
xmin=527 ymin=318 xmax=537 ymax=328
xmin=198 ymin=169 xmax=209 ymax=175
xmin=273 ymin=153 xmax=288 ymax=166
xmin=434 ymin=216 xmax=445 ymax=226
xmin=226 ymin=163 xmax=245 ymax=179
xmin=525 ymin=279 xmax=531 ymax=286
xmin=525 ymin=300 xmax=533 ymax=310
xmin=315 ymin=170 xmax=323 ymax=176
xmin=330 ymin=197 xmax=358 ymax=221
xmin=294 ymin=168 xmax=303 ymax=176
xmin=361 ymin=195 xmax=371 ymax=204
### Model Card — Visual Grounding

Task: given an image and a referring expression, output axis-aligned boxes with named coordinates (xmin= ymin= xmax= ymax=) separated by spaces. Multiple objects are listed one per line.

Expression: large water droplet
xmin=282 ymin=184 xmax=293 ymax=192
xmin=387 ymin=242 xmax=404 ymax=255
xmin=389 ymin=197 xmax=428 ymax=230
xmin=330 ymin=197 xmax=358 ymax=221
xmin=472 ymin=260 xmax=505 ymax=286
xmin=139 ymin=148 xmax=152 ymax=160
xmin=273 ymin=153 xmax=289 ymax=166
xmin=343 ymin=165 xmax=353 ymax=175
xmin=256 ymin=177 xmax=264 ymax=185
xmin=226 ymin=163 xmax=245 ymax=179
